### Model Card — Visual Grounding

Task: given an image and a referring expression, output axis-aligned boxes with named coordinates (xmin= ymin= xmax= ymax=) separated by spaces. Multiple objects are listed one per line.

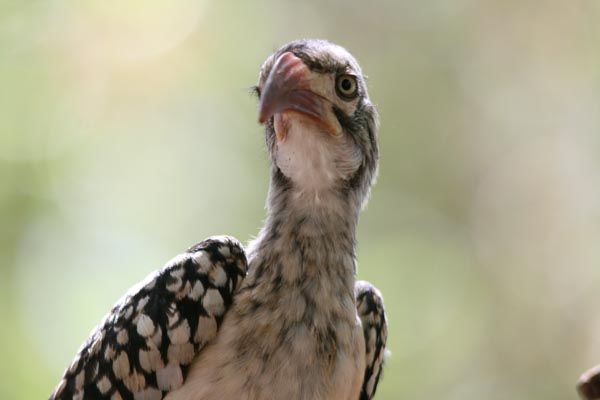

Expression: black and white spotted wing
xmin=356 ymin=280 xmax=388 ymax=400
xmin=50 ymin=236 xmax=247 ymax=400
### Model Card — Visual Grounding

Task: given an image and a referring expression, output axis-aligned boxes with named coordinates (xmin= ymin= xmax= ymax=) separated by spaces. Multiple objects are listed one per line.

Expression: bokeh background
xmin=1 ymin=1 xmax=600 ymax=398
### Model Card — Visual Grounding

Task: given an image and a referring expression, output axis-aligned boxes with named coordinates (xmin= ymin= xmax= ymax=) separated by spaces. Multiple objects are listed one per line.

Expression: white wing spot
xmin=116 ymin=329 xmax=129 ymax=345
xmin=209 ymin=266 xmax=227 ymax=287
xmin=151 ymin=326 xmax=163 ymax=348
xmin=203 ymin=288 xmax=224 ymax=316
xmin=194 ymin=315 xmax=217 ymax=344
xmin=167 ymin=319 xmax=191 ymax=344
xmin=166 ymin=268 xmax=184 ymax=292
xmin=176 ymin=281 xmax=191 ymax=299
xmin=104 ymin=344 xmax=116 ymax=361
xmin=97 ymin=375 xmax=112 ymax=394
xmin=75 ymin=370 xmax=84 ymax=389
xmin=124 ymin=369 xmax=146 ymax=392
xmin=89 ymin=332 xmax=104 ymax=355
xmin=156 ymin=363 xmax=183 ymax=391
xmin=136 ymin=314 xmax=155 ymax=338
xmin=136 ymin=296 xmax=150 ymax=312
xmin=123 ymin=306 xmax=134 ymax=319
xmin=218 ymin=245 xmax=231 ymax=257
xmin=193 ymin=252 xmax=212 ymax=273
xmin=188 ymin=280 xmax=205 ymax=301
xmin=167 ymin=306 xmax=180 ymax=328
xmin=112 ymin=351 xmax=130 ymax=379
xmin=139 ymin=348 xmax=163 ymax=372
xmin=366 ymin=327 xmax=376 ymax=365
xmin=171 ymin=266 xmax=185 ymax=278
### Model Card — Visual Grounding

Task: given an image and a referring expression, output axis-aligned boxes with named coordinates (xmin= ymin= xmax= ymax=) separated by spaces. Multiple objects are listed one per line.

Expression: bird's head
xmin=256 ymin=39 xmax=379 ymax=211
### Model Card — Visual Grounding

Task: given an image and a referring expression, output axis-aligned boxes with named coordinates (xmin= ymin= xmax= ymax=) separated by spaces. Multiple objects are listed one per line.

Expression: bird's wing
xmin=355 ymin=280 xmax=388 ymax=400
xmin=50 ymin=236 xmax=247 ymax=400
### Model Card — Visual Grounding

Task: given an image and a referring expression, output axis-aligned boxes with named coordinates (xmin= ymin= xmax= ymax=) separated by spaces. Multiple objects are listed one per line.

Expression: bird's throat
xmin=273 ymin=115 xmax=362 ymax=194
xmin=246 ymin=170 xmax=360 ymax=300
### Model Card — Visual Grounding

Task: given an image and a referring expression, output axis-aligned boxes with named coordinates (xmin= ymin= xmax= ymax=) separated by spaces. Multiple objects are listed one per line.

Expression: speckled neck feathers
xmin=247 ymin=166 xmax=360 ymax=294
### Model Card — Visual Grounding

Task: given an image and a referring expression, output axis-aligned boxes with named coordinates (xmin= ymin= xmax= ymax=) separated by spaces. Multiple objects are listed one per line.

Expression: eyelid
xmin=337 ymin=73 xmax=358 ymax=83
xmin=337 ymin=70 xmax=357 ymax=80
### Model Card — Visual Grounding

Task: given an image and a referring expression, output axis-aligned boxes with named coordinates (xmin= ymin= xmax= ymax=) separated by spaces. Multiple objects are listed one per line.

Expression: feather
xmin=49 ymin=236 xmax=247 ymax=400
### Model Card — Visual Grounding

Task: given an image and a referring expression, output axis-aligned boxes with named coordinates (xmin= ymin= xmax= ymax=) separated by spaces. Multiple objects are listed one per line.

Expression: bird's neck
xmin=247 ymin=172 xmax=361 ymax=296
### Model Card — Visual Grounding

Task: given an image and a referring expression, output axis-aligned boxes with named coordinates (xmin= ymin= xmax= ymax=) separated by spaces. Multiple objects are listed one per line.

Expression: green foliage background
xmin=1 ymin=1 xmax=600 ymax=398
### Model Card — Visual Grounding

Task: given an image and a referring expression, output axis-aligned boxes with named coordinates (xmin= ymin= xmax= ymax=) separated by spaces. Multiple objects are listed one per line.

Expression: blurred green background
xmin=2 ymin=1 xmax=600 ymax=398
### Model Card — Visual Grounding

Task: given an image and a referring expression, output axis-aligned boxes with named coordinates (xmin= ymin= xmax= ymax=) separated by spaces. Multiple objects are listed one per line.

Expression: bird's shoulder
xmin=50 ymin=236 xmax=247 ymax=400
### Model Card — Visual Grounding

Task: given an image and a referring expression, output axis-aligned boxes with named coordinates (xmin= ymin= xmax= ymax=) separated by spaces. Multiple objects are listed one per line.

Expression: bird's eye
xmin=335 ymin=74 xmax=358 ymax=100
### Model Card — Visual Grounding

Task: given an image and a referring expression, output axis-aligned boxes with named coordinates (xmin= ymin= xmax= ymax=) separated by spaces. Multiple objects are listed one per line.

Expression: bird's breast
xmin=166 ymin=252 xmax=364 ymax=400
xmin=167 ymin=305 xmax=364 ymax=400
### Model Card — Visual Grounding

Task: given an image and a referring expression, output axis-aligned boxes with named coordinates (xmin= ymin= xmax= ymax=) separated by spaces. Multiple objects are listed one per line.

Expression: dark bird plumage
xmin=50 ymin=39 xmax=387 ymax=400
xmin=578 ymin=365 xmax=600 ymax=400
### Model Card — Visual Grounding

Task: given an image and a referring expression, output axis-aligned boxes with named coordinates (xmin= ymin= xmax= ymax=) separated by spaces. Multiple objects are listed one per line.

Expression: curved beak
xmin=258 ymin=52 xmax=340 ymax=135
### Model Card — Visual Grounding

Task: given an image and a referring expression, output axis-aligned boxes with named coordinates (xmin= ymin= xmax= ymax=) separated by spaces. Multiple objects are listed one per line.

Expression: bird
xmin=578 ymin=365 xmax=600 ymax=399
xmin=49 ymin=39 xmax=387 ymax=400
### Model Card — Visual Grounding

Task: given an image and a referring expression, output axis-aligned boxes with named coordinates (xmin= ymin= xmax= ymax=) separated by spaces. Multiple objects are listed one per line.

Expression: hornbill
xmin=579 ymin=365 xmax=600 ymax=399
xmin=50 ymin=39 xmax=388 ymax=400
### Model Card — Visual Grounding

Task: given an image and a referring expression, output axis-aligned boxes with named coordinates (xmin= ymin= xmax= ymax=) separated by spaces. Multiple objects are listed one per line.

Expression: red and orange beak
xmin=258 ymin=52 xmax=341 ymax=135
